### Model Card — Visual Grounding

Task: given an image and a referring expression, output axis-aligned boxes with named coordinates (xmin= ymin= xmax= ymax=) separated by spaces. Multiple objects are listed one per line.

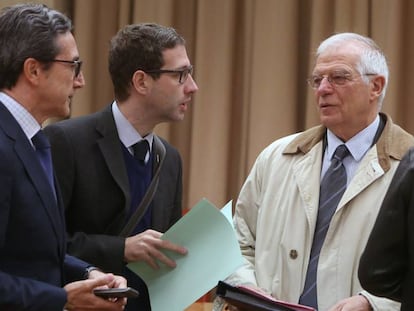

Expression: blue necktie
xmin=32 ymin=130 xmax=56 ymax=195
xmin=299 ymin=144 xmax=350 ymax=309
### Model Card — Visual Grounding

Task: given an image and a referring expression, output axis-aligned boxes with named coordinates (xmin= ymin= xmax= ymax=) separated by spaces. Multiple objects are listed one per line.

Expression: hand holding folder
xmin=216 ymin=281 xmax=316 ymax=311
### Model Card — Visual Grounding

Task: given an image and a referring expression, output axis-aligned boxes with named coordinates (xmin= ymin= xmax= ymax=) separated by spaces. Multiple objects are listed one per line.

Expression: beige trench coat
xmin=227 ymin=114 xmax=414 ymax=311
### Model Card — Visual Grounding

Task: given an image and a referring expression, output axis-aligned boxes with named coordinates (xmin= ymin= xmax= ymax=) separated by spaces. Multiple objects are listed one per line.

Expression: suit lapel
xmin=95 ymin=107 xmax=131 ymax=212
xmin=0 ymin=104 xmax=64 ymax=249
xmin=15 ymin=140 xmax=64 ymax=236
xmin=152 ymin=136 xmax=166 ymax=175
xmin=150 ymin=136 xmax=166 ymax=227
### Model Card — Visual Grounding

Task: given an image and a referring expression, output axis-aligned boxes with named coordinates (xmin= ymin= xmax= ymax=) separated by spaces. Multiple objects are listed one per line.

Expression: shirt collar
xmin=326 ymin=115 xmax=380 ymax=161
xmin=0 ymin=92 xmax=41 ymax=140
xmin=111 ymin=101 xmax=153 ymax=150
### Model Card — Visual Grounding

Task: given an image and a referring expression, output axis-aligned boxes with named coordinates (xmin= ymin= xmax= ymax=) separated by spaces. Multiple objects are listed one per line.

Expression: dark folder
xmin=216 ymin=281 xmax=316 ymax=311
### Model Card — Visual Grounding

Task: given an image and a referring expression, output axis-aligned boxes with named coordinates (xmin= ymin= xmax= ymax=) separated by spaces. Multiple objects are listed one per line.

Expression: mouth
xmin=180 ymin=97 xmax=192 ymax=107
xmin=319 ymin=101 xmax=336 ymax=109
xmin=179 ymin=102 xmax=188 ymax=111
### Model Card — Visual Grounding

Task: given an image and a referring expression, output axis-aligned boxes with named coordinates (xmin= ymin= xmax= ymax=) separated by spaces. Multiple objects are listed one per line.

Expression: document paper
xmin=127 ymin=198 xmax=244 ymax=311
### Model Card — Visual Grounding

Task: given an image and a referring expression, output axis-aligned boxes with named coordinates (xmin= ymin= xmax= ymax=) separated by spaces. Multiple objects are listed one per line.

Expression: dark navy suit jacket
xmin=0 ymin=103 xmax=89 ymax=310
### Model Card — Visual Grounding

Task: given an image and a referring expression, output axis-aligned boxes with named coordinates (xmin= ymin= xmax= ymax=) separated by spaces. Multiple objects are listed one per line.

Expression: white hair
xmin=317 ymin=32 xmax=389 ymax=107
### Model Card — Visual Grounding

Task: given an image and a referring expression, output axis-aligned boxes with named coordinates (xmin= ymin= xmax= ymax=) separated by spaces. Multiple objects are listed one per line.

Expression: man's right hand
xmin=124 ymin=229 xmax=187 ymax=269
xmin=64 ymin=274 xmax=126 ymax=310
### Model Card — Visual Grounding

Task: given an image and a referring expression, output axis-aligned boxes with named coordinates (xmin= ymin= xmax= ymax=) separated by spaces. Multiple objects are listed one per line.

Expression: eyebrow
xmin=165 ymin=64 xmax=192 ymax=69
xmin=312 ymin=69 xmax=352 ymax=75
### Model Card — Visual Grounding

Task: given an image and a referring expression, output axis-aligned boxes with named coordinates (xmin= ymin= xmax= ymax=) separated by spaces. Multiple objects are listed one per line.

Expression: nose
xmin=185 ymin=74 xmax=199 ymax=93
xmin=316 ymin=76 xmax=333 ymax=94
xmin=74 ymin=71 xmax=86 ymax=89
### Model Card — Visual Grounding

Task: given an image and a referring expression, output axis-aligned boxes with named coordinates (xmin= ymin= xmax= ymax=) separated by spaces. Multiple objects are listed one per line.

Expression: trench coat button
xmin=290 ymin=249 xmax=298 ymax=259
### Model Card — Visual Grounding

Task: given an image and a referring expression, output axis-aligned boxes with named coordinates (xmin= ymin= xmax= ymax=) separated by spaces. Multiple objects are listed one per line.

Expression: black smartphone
xmin=93 ymin=287 xmax=139 ymax=298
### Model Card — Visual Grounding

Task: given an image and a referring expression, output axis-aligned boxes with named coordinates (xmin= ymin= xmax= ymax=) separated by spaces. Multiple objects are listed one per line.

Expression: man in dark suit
xmin=45 ymin=23 xmax=198 ymax=310
xmin=0 ymin=3 xmax=127 ymax=310
xmin=359 ymin=147 xmax=414 ymax=311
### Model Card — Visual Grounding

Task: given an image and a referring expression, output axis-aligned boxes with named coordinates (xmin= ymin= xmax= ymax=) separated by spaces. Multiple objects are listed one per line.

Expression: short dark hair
xmin=109 ymin=23 xmax=186 ymax=101
xmin=0 ymin=3 xmax=73 ymax=89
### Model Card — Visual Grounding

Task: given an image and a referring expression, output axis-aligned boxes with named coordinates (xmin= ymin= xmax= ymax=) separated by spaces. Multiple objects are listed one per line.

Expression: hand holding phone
xmin=93 ymin=287 xmax=139 ymax=299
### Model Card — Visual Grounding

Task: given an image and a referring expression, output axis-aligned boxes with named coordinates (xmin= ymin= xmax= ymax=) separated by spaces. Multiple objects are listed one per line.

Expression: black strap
xmin=119 ymin=136 xmax=166 ymax=237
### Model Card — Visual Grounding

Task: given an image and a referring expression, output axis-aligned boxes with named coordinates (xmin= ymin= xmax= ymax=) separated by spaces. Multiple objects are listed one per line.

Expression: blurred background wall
xmin=2 ymin=0 xmax=413 ymax=210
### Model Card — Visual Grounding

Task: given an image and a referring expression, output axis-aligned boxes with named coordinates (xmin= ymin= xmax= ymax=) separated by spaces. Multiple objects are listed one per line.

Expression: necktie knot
xmin=132 ymin=140 xmax=149 ymax=162
xmin=299 ymin=143 xmax=349 ymax=309
xmin=331 ymin=145 xmax=349 ymax=171
xmin=333 ymin=144 xmax=349 ymax=162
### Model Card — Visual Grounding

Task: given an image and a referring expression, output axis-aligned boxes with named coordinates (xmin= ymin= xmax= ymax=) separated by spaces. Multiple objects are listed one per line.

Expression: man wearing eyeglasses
xmin=0 ymin=3 xmax=128 ymax=310
xmin=44 ymin=23 xmax=198 ymax=310
xmin=215 ymin=33 xmax=413 ymax=311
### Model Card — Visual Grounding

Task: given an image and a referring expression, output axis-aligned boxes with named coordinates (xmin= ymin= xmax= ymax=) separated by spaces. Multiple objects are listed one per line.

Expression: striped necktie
xmin=299 ymin=144 xmax=350 ymax=309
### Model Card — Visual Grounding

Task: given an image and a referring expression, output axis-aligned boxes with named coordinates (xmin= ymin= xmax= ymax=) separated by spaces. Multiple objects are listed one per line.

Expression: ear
xmin=370 ymin=75 xmax=385 ymax=101
xmin=132 ymin=70 xmax=150 ymax=95
xmin=23 ymin=58 xmax=42 ymax=85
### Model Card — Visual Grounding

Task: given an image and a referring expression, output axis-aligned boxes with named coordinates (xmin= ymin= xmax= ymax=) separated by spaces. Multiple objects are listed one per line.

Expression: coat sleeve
xmin=0 ymin=271 xmax=67 ymax=310
xmin=63 ymin=254 xmax=90 ymax=283
xmin=223 ymin=152 xmax=266 ymax=288
xmin=359 ymin=148 xmax=414 ymax=301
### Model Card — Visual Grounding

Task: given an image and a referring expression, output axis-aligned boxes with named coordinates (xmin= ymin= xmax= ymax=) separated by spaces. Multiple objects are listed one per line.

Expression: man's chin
xmin=173 ymin=112 xmax=186 ymax=122
xmin=55 ymin=105 xmax=71 ymax=120
xmin=319 ymin=114 xmax=339 ymax=127
xmin=63 ymin=100 xmax=72 ymax=117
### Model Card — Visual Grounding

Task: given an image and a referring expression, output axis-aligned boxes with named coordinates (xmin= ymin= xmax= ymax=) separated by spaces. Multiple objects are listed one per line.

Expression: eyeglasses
xmin=307 ymin=72 xmax=377 ymax=89
xmin=145 ymin=65 xmax=193 ymax=84
xmin=49 ymin=59 xmax=83 ymax=78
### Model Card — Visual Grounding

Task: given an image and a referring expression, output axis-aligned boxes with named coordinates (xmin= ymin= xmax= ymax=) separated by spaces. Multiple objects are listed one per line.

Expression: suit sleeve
xmin=64 ymin=254 xmax=90 ymax=283
xmin=0 ymin=271 xmax=67 ymax=310
xmin=359 ymin=148 xmax=414 ymax=301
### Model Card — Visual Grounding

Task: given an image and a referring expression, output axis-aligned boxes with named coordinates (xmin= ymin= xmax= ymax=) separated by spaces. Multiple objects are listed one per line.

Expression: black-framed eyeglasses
xmin=307 ymin=72 xmax=377 ymax=89
xmin=145 ymin=65 xmax=193 ymax=84
xmin=49 ymin=59 xmax=83 ymax=78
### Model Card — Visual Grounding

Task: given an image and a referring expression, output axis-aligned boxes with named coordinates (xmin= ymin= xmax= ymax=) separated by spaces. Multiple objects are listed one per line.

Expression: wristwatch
xmin=84 ymin=266 xmax=101 ymax=279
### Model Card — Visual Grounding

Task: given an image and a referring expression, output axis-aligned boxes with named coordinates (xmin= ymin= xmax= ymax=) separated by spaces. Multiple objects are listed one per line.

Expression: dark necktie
xmin=132 ymin=140 xmax=150 ymax=163
xmin=32 ymin=130 xmax=56 ymax=194
xmin=299 ymin=144 xmax=350 ymax=309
